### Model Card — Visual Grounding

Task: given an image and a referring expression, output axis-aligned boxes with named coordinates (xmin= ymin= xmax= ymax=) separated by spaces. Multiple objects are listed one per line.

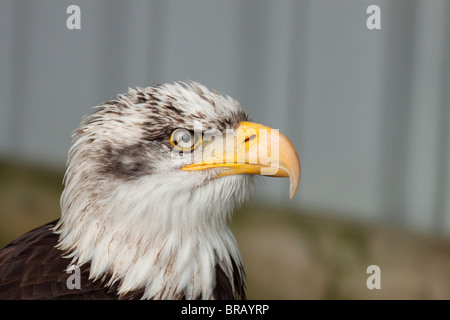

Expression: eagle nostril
xmin=244 ymin=134 xmax=256 ymax=143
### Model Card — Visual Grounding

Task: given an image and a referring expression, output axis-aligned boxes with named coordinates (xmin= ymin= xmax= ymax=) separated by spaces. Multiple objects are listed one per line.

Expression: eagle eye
xmin=170 ymin=129 xmax=201 ymax=151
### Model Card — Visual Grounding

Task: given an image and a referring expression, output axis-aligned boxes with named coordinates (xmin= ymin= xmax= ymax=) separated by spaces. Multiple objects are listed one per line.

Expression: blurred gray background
xmin=0 ymin=0 xmax=449 ymax=233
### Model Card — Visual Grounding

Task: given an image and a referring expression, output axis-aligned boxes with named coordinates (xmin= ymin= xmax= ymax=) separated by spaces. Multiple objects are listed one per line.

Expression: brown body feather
xmin=0 ymin=220 xmax=244 ymax=300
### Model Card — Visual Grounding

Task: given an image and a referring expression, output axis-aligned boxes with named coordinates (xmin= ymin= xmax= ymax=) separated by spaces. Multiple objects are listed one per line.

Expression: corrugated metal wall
xmin=0 ymin=0 xmax=449 ymax=233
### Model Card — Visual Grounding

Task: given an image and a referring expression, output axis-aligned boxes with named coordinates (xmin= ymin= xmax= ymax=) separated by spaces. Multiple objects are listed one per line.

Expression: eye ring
xmin=170 ymin=129 xmax=202 ymax=151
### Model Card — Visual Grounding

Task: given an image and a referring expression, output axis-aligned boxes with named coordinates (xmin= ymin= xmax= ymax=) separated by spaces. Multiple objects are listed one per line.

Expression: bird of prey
xmin=0 ymin=82 xmax=300 ymax=300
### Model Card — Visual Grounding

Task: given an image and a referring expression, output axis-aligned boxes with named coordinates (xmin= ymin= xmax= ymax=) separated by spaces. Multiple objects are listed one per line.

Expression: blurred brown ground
xmin=1 ymin=159 xmax=450 ymax=299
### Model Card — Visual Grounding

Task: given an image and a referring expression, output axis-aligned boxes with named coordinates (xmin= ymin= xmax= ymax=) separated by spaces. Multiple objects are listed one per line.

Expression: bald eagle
xmin=0 ymin=82 xmax=300 ymax=300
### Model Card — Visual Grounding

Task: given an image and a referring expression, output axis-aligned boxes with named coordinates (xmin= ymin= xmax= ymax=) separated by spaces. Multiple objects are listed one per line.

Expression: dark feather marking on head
xmin=137 ymin=96 xmax=147 ymax=104
xmin=211 ymin=110 xmax=250 ymax=131
xmin=165 ymin=103 xmax=184 ymax=116
xmin=102 ymin=108 xmax=124 ymax=117
xmin=141 ymin=121 xmax=174 ymax=149
xmin=105 ymin=98 xmax=128 ymax=110
xmin=192 ymin=85 xmax=218 ymax=111
xmin=149 ymin=93 xmax=161 ymax=103
xmin=100 ymin=142 xmax=153 ymax=180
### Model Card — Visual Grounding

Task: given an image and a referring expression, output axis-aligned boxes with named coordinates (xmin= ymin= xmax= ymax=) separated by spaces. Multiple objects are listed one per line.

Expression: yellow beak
xmin=182 ymin=121 xmax=301 ymax=199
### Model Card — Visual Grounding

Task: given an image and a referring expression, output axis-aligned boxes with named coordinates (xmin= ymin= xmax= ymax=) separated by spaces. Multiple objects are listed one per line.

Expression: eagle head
xmin=54 ymin=81 xmax=300 ymax=299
